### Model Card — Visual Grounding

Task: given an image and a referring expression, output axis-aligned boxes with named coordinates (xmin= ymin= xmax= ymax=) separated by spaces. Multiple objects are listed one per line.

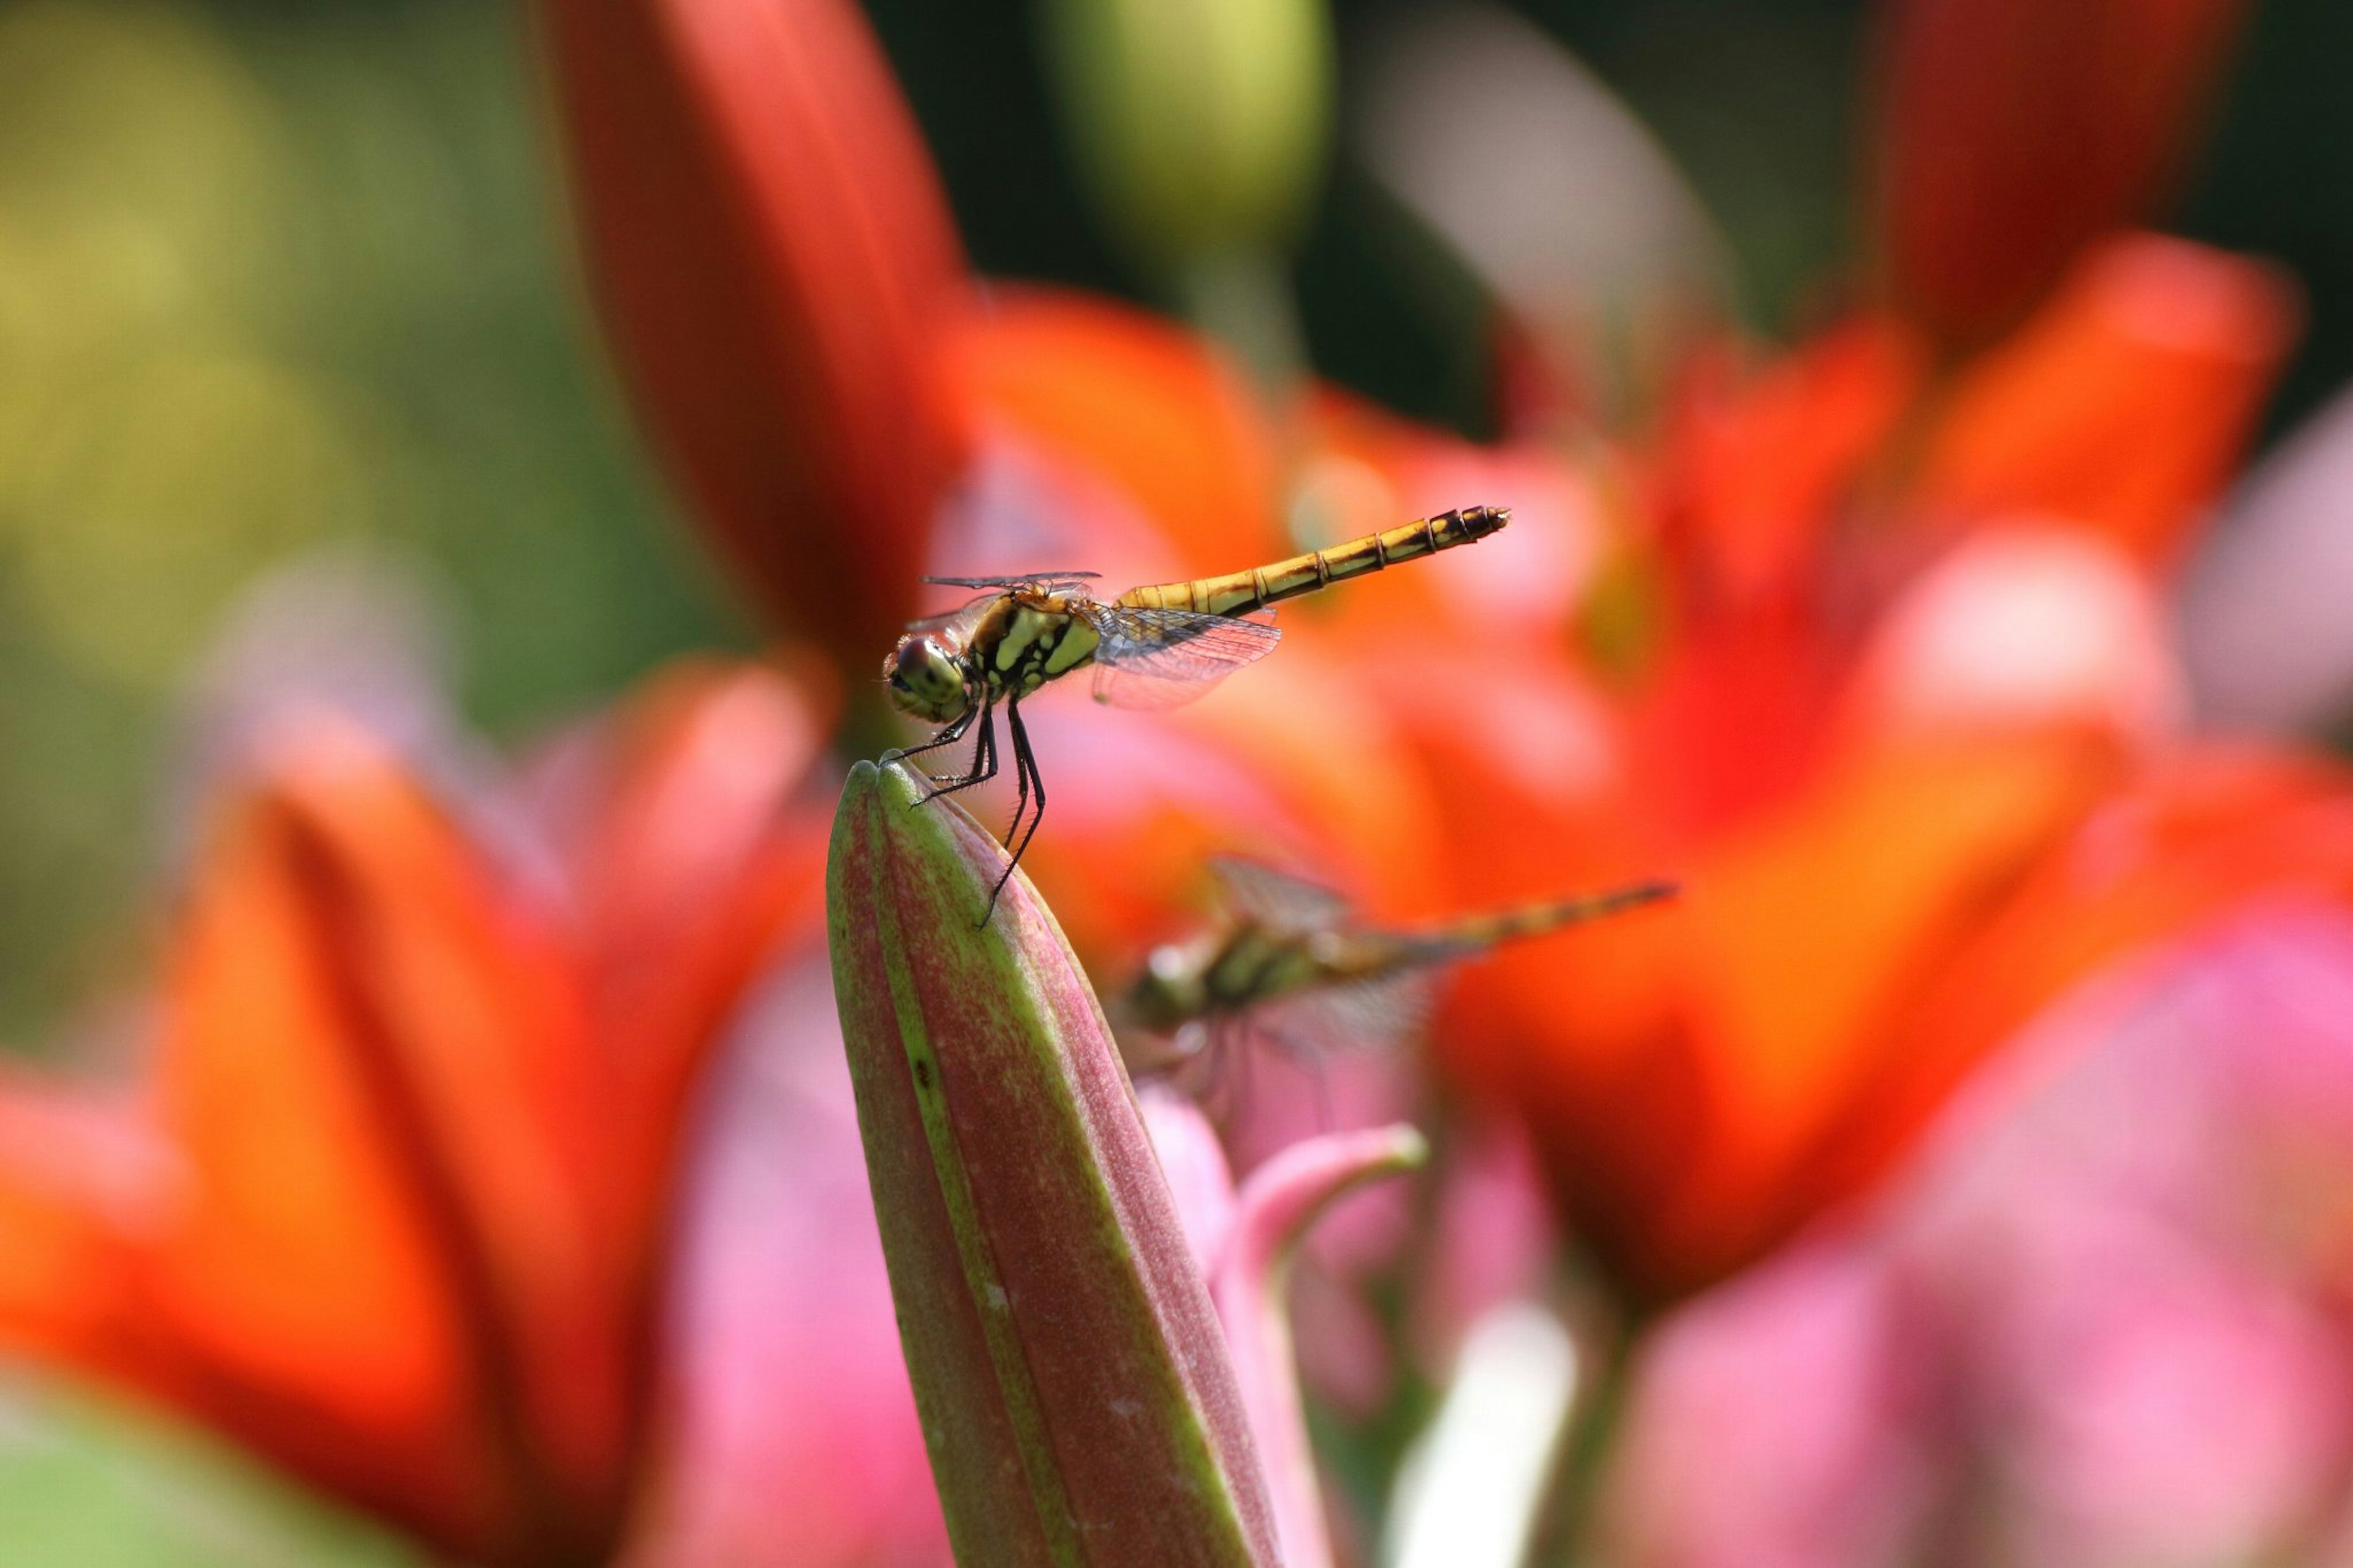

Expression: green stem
xmin=1174 ymin=248 xmax=1308 ymax=407
xmin=1520 ymin=1309 xmax=1642 ymax=1568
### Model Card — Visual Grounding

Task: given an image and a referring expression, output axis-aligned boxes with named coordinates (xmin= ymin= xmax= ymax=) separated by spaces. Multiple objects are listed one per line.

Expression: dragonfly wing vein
xmin=923 ymin=570 xmax=1100 ymax=589
xmin=1208 ymin=856 xmax=1348 ymax=934
xmin=1082 ymin=605 xmax=1281 ymax=710
xmin=1244 ymin=972 xmax=1434 ymax=1059
xmin=903 ymin=591 xmax=1001 ymax=635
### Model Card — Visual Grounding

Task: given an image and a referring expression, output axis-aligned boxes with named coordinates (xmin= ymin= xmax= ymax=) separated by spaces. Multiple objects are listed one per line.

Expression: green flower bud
xmin=827 ymin=759 xmax=1281 ymax=1566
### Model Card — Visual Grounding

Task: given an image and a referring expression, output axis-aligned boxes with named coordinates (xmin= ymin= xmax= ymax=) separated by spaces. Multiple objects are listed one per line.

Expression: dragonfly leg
xmin=1270 ymin=1024 xmax=1335 ymax=1133
xmin=912 ymin=700 xmax=998 ymax=806
xmin=1005 ymin=700 xmax=1047 ymax=867
xmin=1004 ymin=703 xmax=1033 ymax=856
xmin=1215 ymin=1015 xmax=1256 ymax=1129
xmin=981 ymin=697 xmax=1046 ymax=924
xmin=885 ymin=703 xmax=976 ymax=768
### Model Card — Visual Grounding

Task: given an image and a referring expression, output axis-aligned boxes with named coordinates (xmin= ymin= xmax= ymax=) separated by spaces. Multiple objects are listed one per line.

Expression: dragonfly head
xmin=882 ymin=633 xmax=972 ymax=725
xmin=1123 ymin=943 xmax=1209 ymax=1034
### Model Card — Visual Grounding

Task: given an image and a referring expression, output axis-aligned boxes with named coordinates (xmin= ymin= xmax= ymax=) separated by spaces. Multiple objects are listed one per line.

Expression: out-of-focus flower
xmin=943 ymin=235 xmax=2300 ymax=1306
xmin=1605 ymin=1246 xmax=1930 ymax=1568
xmin=1430 ymin=235 xmax=2299 ymax=1303
xmin=1352 ymin=0 xmax=1727 ymax=410
xmin=0 ymin=659 xmax=837 ymax=1567
xmin=1139 ymin=1086 xmax=1426 ymax=1568
xmin=531 ymin=0 xmax=2339 ymax=1328
xmin=624 ymin=952 xmax=947 ymax=1568
xmin=532 ymin=0 xmax=970 ymax=678
xmin=2181 ymin=382 xmax=2353 ymax=734
xmin=1868 ymin=0 xmax=2254 ymax=347
xmin=1609 ymin=895 xmax=2353 ymax=1568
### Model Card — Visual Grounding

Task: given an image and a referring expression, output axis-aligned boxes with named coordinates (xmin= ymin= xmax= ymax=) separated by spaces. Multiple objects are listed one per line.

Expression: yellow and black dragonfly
xmin=1118 ymin=857 xmax=1676 ymax=1087
xmin=883 ymin=505 xmax=1510 ymax=915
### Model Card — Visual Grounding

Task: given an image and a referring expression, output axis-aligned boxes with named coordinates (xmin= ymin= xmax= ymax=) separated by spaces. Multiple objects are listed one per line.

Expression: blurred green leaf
xmin=0 ymin=1376 xmax=420 ymax=1568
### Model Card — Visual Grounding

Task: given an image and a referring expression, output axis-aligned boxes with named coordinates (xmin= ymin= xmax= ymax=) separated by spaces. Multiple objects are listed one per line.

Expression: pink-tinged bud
xmin=826 ymin=760 xmax=1280 ymax=1566
xmin=1137 ymin=1086 xmax=1433 ymax=1568
xmin=1213 ymin=1124 xmax=1429 ymax=1568
xmin=1868 ymin=0 xmax=2251 ymax=346
xmin=533 ymin=0 xmax=970 ymax=674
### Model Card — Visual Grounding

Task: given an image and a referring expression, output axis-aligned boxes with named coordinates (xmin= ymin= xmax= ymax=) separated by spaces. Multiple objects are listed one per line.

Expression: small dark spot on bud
xmin=913 ymin=1057 xmax=934 ymax=1091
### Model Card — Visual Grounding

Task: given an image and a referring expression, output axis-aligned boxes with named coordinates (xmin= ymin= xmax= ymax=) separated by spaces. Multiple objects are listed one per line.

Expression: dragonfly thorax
xmin=882 ymin=632 xmax=972 ymax=724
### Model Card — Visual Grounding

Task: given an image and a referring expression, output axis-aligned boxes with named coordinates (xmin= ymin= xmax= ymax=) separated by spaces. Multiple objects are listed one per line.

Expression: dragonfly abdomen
xmin=1117 ymin=505 xmax=1509 ymax=618
xmin=1420 ymin=880 xmax=1680 ymax=956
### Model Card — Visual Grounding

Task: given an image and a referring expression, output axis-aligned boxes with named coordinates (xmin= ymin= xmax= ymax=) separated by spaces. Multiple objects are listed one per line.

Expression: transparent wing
xmin=1207 ymin=855 xmax=1349 ymax=936
xmin=923 ymin=570 xmax=1099 ymax=589
xmin=903 ymin=592 xmax=1002 ymax=636
xmin=1080 ymin=605 xmax=1281 ymax=710
xmin=1244 ymin=970 xmax=1436 ymax=1058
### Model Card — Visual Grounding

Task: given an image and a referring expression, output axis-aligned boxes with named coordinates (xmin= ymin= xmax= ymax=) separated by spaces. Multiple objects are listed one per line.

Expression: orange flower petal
xmin=1806 ymin=748 xmax=2353 ymax=1213
xmin=1871 ymin=0 xmax=2254 ymax=344
xmin=161 ymin=727 xmax=627 ymax=1561
xmin=1910 ymin=235 xmax=2297 ymax=564
xmin=0 ymin=728 xmax=652 ymax=1564
xmin=1653 ymin=318 xmax=1926 ymax=610
xmin=0 ymin=1079 xmax=153 ymax=1368
xmin=1650 ymin=727 xmax=2122 ymax=1282
xmin=1628 ymin=616 xmax=1844 ymax=839
xmin=941 ymin=287 xmax=1284 ymax=576
xmin=0 ymin=683 xmax=845 ymax=1564
xmin=1463 ymin=721 xmax=2122 ymax=1305
xmin=559 ymin=659 xmax=836 ymax=1250
xmin=536 ymin=0 xmax=969 ymax=671
xmin=560 ymin=657 xmax=834 ymax=964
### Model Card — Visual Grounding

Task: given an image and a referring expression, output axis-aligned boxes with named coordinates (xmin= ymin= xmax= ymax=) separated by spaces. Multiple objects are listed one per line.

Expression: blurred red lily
xmin=1870 ymin=0 xmax=2254 ymax=347
xmin=938 ymin=266 xmax=2307 ymax=1305
xmin=974 ymin=26 xmax=2341 ymax=1311
xmin=537 ymin=0 xmax=2333 ymax=1321
xmin=0 ymin=660 xmax=836 ymax=1566
xmin=533 ymin=0 xmax=970 ymax=675
xmin=1613 ymin=889 xmax=2353 ymax=1568
xmin=1425 ymin=235 xmax=2300 ymax=1301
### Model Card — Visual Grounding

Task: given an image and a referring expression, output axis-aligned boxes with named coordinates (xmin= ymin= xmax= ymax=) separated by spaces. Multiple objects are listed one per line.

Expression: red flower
xmin=916 ymin=91 xmax=2315 ymax=1312
xmin=534 ymin=0 xmax=971 ymax=675
xmin=1870 ymin=0 xmax=2254 ymax=346
xmin=1436 ymin=237 xmax=2301 ymax=1299
xmin=535 ymin=0 xmax=2339 ymax=1314
xmin=0 ymin=662 xmax=834 ymax=1566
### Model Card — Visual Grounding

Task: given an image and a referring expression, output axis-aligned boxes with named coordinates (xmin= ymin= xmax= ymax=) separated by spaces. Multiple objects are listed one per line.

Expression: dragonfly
xmin=883 ymin=504 xmax=1511 ymax=918
xmin=1117 ymin=857 xmax=1677 ymax=1086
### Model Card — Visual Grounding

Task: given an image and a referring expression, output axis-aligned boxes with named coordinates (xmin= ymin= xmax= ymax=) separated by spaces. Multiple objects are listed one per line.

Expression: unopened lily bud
xmin=1040 ymin=0 xmax=1334 ymax=271
xmin=1870 ymin=0 xmax=2252 ymax=347
xmin=827 ymin=759 xmax=1281 ymax=1565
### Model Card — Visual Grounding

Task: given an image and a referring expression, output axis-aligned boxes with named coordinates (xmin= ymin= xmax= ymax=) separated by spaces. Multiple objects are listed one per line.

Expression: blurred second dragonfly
xmin=1118 ymin=857 xmax=1677 ymax=1086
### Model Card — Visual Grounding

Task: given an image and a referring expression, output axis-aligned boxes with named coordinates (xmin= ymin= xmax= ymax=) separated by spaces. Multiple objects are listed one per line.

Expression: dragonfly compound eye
xmin=882 ymin=635 xmax=971 ymax=723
